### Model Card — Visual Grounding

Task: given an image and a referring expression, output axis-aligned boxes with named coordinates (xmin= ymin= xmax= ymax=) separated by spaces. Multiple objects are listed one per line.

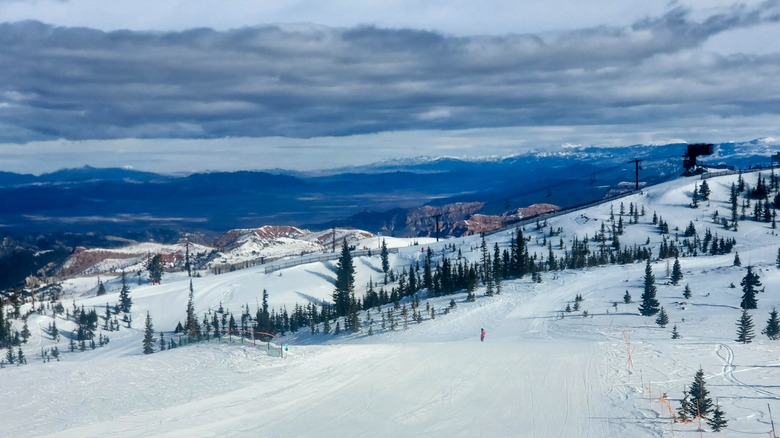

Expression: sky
xmin=0 ymin=0 xmax=779 ymax=175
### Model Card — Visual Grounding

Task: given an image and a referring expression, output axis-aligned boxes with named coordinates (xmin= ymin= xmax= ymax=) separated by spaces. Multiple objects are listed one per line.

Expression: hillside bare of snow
xmin=2 ymin=170 xmax=780 ymax=437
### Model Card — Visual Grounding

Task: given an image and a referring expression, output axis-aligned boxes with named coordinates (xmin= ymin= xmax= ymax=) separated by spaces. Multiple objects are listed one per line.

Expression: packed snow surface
xmin=3 ymin=170 xmax=780 ymax=437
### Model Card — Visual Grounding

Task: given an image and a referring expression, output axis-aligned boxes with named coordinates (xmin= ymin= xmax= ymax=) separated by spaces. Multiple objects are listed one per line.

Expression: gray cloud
xmin=0 ymin=3 xmax=778 ymax=145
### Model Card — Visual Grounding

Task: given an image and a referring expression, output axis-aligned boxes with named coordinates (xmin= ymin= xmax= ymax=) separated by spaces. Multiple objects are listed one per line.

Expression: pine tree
xmin=118 ymin=271 xmax=132 ymax=313
xmin=733 ymin=252 xmax=741 ymax=267
xmin=762 ymin=307 xmax=780 ymax=340
xmin=707 ymin=401 xmax=728 ymax=432
xmin=671 ymin=324 xmax=681 ymax=339
xmin=677 ymin=391 xmax=692 ymax=422
xmin=729 ymin=182 xmax=739 ymax=229
xmin=185 ymin=280 xmax=199 ymax=337
xmin=739 ymin=266 xmax=761 ymax=310
xmin=671 ymin=257 xmax=683 ymax=285
xmin=380 ymin=239 xmax=389 ymax=274
xmin=142 ymin=311 xmax=155 ymax=354
xmin=423 ymin=247 xmax=433 ymax=291
xmin=333 ymin=240 xmax=355 ymax=318
xmin=159 ymin=331 xmax=166 ymax=351
xmin=466 ymin=269 xmax=476 ymax=302
xmin=638 ymin=259 xmax=660 ymax=316
xmin=96 ymin=279 xmax=106 ymax=296
xmin=147 ymin=254 xmax=164 ymax=284
xmin=699 ymin=179 xmax=711 ymax=201
xmin=683 ymin=284 xmax=692 ymax=300
xmin=623 ymin=290 xmax=631 ymax=304
xmin=736 ymin=308 xmax=755 ymax=344
xmin=776 ymin=248 xmax=780 ymax=268
xmin=184 ymin=242 xmax=192 ymax=277
xmin=688 ymin=368 xmax=713 ymax=419
xmin=20 ymin=320 xmax=30 ymax=343
xmin=691 ymin=183 xmax=700 ymax=208
xmin=655 ymin=307 xmax=669 ymax=327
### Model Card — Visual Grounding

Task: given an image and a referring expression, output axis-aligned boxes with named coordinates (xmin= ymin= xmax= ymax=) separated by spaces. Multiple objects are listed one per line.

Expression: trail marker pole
xmin=640 ymin=369 xmax=644 ymax=395
xmin=696 ymin=400 xmax=703 ymax=438
xmin=770 ymin=403 xmax=777 ymax=438
xmin=622 ymin=330 xmax=634 ymax=379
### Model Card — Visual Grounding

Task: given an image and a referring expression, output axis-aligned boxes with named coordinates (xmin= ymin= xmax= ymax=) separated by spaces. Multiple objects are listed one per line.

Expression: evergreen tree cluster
xmin=0 ymin=296 xmax=23 ymax=350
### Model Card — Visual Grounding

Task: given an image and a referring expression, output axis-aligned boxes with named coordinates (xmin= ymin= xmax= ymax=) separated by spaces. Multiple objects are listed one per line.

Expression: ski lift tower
xmin=430 ymin=213 xmax=442 ymax=242
xmin=682 ymin=143 xmax=714 ymax=175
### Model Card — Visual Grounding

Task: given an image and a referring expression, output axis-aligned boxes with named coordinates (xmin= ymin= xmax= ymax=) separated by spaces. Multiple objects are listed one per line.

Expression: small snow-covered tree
xmin=671 ymin=257 xmax=683 ymax=285
xmin=655 ymin=307 xmax=669 ymax=327
xmin=699 ymin=179 xmax=711 ymax=201
xmin=733 ymin=252 xmax=741 ymax=267
xmin=638 ymin=259 xmax=660 ymax=316
xmin=730 ymin=183 xmax=739 ymax=228
xmin=380 ymin=239 xmax=389 ymax=274
xmin=671 ymin=324 xmax=681 ymax=339
xmin=683 ymin=284 xmax=692 ymax=300
xmin=677 ymin=391 xmax=691 ymax=422
xmin=623 ymin=290 xmax=631 ymax=304
xmin=707 ymin=400 xmax=728 ymax=432
xmin=736 ymin=309 xmax=755 ymax=344
xmin=96 ymin=279 xmax=106 ymax=296
xmin=688 ymin=368 xmax=713 ymax=419
xmin=184 ymin=242 xmax=192 ymax=277
xmin=185 ymin=280 xmax=199 ymax=337
xmin=142 ymin=311 xmax=155 ymax=354
xmin=118 ymin=271 xmax=132 ymax=313
xmin=20 ymin=320 xmax=30 ymax=343
xmin=147 ymin=254 xmax=164 ymax=284
xmin=740 ymin=266 xmax=761 ymax=310
xmin=762 ymin=307 xmax=780 ymax=340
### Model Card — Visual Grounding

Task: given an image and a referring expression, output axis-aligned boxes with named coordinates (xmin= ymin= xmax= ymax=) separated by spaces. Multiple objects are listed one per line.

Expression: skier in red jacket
xmin=480 ymin=328 xmax=485 ymax=342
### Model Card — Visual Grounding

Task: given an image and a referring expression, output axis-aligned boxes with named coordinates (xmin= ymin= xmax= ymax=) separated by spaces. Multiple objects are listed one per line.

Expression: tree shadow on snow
xmin=295 ymin=291 xmax=329 ymax=306
xmin=304 ymin=269 xmax=336 ymax=285
xmin=358 ymin=257 xmax=383 ymax=274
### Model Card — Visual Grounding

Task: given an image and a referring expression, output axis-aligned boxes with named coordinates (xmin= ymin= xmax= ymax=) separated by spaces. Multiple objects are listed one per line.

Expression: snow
xmin=3 ymin=170 xmax=780 ymax=437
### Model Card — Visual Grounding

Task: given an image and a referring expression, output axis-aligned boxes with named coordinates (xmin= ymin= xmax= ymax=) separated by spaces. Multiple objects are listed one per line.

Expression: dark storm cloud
xmin=0 ymin=3 xmax=778 ymax=143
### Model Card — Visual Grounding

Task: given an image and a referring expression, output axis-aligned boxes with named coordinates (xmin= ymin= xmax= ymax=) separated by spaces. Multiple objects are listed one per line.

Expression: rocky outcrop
xmin=214 ymin=225 xmax=308 ymax=249
xmin=448 ymin=203 xmax=560 ymax=236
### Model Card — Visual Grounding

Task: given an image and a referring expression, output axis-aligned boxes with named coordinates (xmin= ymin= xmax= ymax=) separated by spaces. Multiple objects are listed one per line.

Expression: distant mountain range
xmin=0 ymin=140 xmax=775 ymax=289
xmin=1 ymin=140 xmax=775 ymax=237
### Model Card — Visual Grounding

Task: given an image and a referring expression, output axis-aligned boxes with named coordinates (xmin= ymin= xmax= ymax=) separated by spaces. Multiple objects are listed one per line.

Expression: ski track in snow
xmin=717 ymin=343 xmax=780 ymax=400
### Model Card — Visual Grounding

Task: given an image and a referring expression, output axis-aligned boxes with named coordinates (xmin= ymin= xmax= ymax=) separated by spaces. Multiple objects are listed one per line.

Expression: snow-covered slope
xmin=55 ymin=226 xmax=378 ymax=279
xmin=58 ymin=242 xmax=213 ymax=278
xmin=3 ymin=170 xmax=780 ymax=437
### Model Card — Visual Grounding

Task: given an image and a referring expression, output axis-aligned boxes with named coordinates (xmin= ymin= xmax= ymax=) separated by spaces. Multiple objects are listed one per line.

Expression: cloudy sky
xmin=1 ymin=0 xmax=779 ymax=174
